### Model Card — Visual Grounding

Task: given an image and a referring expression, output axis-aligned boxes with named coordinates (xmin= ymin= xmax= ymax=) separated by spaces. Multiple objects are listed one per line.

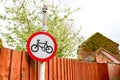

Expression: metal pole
xmin=40 ymin=62 xmax=45 ymax=80
xmin=40 ymin=5 xmax=48 ymax=80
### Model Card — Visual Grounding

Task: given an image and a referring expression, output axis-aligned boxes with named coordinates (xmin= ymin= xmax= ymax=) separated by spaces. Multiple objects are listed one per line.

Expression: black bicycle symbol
xmin=31 ymin=39 xmax=53 ymax=54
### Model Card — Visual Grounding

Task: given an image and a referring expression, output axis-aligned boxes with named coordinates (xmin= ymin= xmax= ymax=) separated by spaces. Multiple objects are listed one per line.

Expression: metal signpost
xmin=40 ymin=5 xmax=48 ymax=80
xmin=40 ymin=61 xmax=45 ymax=80
xmin=26 ymin=5 xmax=57 ymax=80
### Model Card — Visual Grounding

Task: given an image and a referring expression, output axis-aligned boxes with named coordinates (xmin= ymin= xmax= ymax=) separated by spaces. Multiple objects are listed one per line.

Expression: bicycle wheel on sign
xmin=31 ymin=44 xmax=39 ymax=52
xmin=46 ymin=46 xmax=53 ymax=53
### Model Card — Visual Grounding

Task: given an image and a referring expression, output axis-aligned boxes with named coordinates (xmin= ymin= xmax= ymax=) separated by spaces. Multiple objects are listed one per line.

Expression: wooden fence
xmin=108 ymin=64 xmax=120 ymax=80
xmin=0 ymin=48 xmax=120 ymax=80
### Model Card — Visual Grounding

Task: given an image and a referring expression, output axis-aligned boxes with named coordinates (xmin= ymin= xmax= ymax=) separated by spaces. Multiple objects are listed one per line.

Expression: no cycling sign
xmin=26 ymin=32 xmax=57 ymax=62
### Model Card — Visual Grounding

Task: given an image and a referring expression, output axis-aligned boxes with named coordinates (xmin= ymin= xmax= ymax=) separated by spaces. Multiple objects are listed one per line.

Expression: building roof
xmin=95 ymin=48 xmax=120 ymax=64
xmin=79 ymin=32 xmax=119 ymax=54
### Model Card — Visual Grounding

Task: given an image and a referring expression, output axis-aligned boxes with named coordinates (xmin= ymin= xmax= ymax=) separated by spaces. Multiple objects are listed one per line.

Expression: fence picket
xmin=0 ymin=48 xmax=11 ymax=80
xmin=61 ymin=58 xmax=64 ymax=80
xmin=10 ymin=50 xmax=22 ymax=80
xmin=57 ymin=57 xmax=61 ymax=80
xmin=48 ymin=59 xmax=53 ymax=80
xmin=69 ymin=59 xmax=72 ymax=80
xmin=64 ymin=58 xmax=67 ymax=80
xmin=29 ymin=58 xmax=37 ymax=80
xmin=21 ymin=52 xmax=29 ymax=80
xmin=53 ymin=57 xmax=57 ymax=80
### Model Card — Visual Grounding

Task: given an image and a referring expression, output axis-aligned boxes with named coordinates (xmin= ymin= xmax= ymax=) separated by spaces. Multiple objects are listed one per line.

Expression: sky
xmin=61 ymin=0 xmax=120 ymax=48
xmin=0 ymin=0 xmax=120 ymax=49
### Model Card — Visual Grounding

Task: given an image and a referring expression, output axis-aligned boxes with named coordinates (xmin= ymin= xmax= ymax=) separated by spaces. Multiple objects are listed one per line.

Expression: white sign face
xmin=30 ymin=34 xmax=54 ymax=58
xmin=26 ymin=32 xmax=57 ymax=62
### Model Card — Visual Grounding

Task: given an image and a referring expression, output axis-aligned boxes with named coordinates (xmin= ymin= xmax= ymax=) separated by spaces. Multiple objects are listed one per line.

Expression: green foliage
xmin=0 ymin=0 xmax=84 ymax=57
xmin=0 ymin=39 xmax=3 ymax=48
xmin=81 ymin=32 xmax=119 ymax=54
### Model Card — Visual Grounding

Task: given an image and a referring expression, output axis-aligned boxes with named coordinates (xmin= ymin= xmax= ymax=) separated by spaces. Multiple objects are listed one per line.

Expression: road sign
xmin=26 ymin=31 xmax=57 ymax=62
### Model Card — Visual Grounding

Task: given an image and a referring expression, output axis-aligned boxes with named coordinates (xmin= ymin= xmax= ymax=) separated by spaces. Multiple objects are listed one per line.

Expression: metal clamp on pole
xmin=42 ymin=5 xmax=48 ymax=32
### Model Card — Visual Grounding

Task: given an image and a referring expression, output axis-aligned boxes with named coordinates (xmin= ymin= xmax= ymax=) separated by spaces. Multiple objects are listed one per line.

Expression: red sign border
xmin=26 ymin=31 xmax=57 ymax=62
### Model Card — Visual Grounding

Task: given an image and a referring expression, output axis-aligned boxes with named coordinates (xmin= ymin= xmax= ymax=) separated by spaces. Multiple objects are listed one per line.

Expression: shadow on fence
xmin=0 ymin=48 xmax=120 ymax=80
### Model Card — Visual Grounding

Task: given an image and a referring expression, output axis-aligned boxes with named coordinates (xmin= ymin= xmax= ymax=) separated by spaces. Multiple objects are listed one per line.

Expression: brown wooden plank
xmin=64 ymin=58 xmax=67 ymax=80
xmin=97 ymin=63 xmax=109 ymax=80
xmin=76 ymin=60 xmax=78 ymax=80
xmin=115 ymin=64 xmax=120 ymax=78
xmin=67 ymin=59 xmax=70 ymax=80
xmin=36 ymin=62 xmax=38 ymax=80
xmin=73 ymin=60 xmax=75 ymax=80
xmin=69 ymin=59 xmax=72 ymax=80
xmin=57 ymin=57 xmax=61 ymax=80
xmin=88 ymin=62 xmax=92 ymax=80
xmin=21 ymin=52 xmax=29 ymax=80
xmin=78 ymin=61 xmax=81 ymax=80
xmin=10 ymin=49 xmax=22 ymax=80
xmin=108 ymin=64 xmax=115 ymax=79
xmin=78 ymin=61 xmax=82 ymax=80
xmin=81 ymin=61 xmax=84 ymax=80
xmin=29 ymin=58 xmax=37 ymax=80
xmin=74 ymin=60 xmax=76 ymax=80
xmin=74 ymin=60 xmax=77 ymax=80
xmin=83 ymin=62 xmax=87 ymax=80
xmin=0 ymin=48 xmax=11 ymax=80
xmin=45 ymin=61 xmax=48 ymax=80
xmin=92 ymin=63 xmax=98 ymax=80
xmin=61 ymin=58 xmax=64 ymax=80
xmin=89 ymin=62 xmax=93 ymax=80
xmin=48 ymin=58 xmax=53 ymax=80
xmin=70 ymin=59 xmax=73 ymax=80
xmin=53 ymin=57 xmax=57 ymax=80
xmin=87 ymin=62 xmax=91 ymax=80
xmin=72 ymin=59 xmax=75 ymax=80
xmin=75 ymin=61 xmax=78 ymax=80
xmin=77 ymin=61 xmax=79 ymax=80
xmin=38 ymin=62 xmax=40 ymax=80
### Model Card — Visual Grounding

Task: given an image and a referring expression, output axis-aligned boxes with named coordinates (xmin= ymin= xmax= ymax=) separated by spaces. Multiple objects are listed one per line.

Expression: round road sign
xmin=26 ymin=32 xmax=57 ymax=62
